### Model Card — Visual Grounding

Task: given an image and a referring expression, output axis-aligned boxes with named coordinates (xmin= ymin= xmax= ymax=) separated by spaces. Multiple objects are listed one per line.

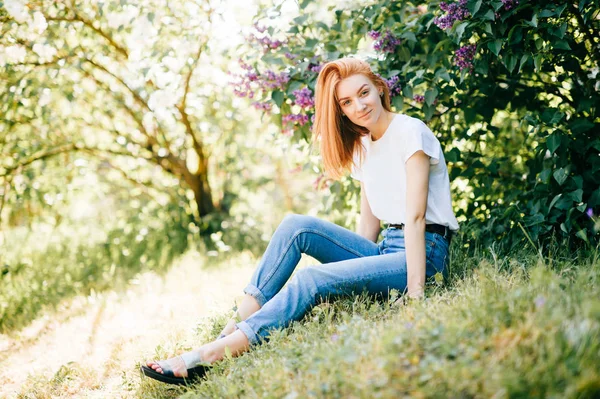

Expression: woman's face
xmin=336 ymin=74 xmax=384 ymax=129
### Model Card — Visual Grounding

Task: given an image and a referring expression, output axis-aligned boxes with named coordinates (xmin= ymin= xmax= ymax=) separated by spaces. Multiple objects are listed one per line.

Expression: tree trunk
xmin=183 ymin=171 xmax=214 ymax=217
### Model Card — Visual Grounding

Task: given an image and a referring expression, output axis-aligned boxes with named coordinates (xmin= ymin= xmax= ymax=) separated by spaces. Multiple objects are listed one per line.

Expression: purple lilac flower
xmin=368 ymin=30 xmax=381 ymax=40
xmin=282 ymin=113 xmax=309 ymax=126
xmin=248 ymin=33 xmax=286 ymax=52
xmin=434 ymin=0 xmax=470 ymax=30
xmin=371 ymin=30 xmax=402 ymax=53
xmin=587 ymin=208 xmax=594 ymax=218
xmin=252 ymin=101 xmax=272 ymax=112
xmin=310 ymin=64 xmax=323 ymax=73
xmin=285 ymin=52 xmax=298 ymax=60
xmin=292 ymin=87 xmax=315 ymax=109
xmin=253 ymin=22 xmax=268 ymax=33
xmin=454 ymin=44 xmax=477 ymax=71
xmin=501 ymin=0 xmax=518 ymax=10
xmin=385 ymin=76 xmax=402 ymax=97
xmin=230 ymin=62 xmax=290 ymax=99
xmin=413 ymin=94 xmax=425 ymax=103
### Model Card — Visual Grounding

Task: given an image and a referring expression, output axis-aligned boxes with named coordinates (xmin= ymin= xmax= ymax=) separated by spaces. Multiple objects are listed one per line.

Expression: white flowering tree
xmin=0 ymin=0 xmax=250 ymax=228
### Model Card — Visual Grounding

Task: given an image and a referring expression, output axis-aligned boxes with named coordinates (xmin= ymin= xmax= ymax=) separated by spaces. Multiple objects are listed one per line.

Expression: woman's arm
xmin=357 ymin=181 xmax=381 ymax=242
xmin=404 ymin=150 xmax=430 ymax=299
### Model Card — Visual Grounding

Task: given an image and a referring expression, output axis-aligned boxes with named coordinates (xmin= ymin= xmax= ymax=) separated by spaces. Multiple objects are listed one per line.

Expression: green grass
xmin=0 ymin=209 xmax=190 ymax=334
xmin=136 ymin=244 xmax=600 ymax=399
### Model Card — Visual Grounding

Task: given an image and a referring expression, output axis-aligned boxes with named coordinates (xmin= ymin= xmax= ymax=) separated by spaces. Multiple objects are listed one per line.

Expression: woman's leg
xmin=237 ymin=231 xmax=449 ymax=345
xmin=146 ymin=232 xmax=448 ymax=379
xmin=218 ymin=214 xmax=380 ymax=336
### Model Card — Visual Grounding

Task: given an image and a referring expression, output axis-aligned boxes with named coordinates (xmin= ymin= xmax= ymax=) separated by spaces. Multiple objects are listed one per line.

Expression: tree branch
xmin=45 ymin=15 xmax=129 ymax=59
xmin=0 ymin=143 xmax=77 ymax=177
xmin=81 ymin=57 xmax=174 ymax=151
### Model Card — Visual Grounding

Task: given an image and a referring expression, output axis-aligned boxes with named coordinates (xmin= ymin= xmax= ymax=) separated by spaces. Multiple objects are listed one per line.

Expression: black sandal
xmin=141 ymin=351 xmax=211 ymax=386
xmin=140 ymin=363 xmax=209 ymax=386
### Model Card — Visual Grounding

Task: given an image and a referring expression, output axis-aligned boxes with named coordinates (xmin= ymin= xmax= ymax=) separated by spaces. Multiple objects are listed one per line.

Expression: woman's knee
xmin=278 ymin=214 xmax=319 ymax=235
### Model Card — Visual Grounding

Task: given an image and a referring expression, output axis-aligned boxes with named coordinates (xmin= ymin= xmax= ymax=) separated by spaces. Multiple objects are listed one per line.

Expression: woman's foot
xmin=146 ymin=355 xmax=188 ymax=377
xmin=145 ymin=349 xmax=205 ymax=378
xmin=142 ymin=349 xmax=211 ymax=385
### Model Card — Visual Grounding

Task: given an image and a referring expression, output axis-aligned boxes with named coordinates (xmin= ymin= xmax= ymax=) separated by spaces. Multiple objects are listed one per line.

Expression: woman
xmin=141 ymin=57 xmax=459 ymax=385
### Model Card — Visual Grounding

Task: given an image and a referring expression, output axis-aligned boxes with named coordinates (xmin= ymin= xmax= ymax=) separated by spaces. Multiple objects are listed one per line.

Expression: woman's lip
xmin=359 ymin=109 xmax=372 ymax=119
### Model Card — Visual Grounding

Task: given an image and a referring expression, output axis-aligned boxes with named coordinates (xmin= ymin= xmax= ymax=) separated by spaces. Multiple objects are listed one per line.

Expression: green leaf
xmin=392 ymin=95 xmax=404 ymax=111
xmin=553 ymin=22 xmax=567 ymax=38
xmin=504 ymin=54 xmax=517 ymax=73
xmin=293 ymin=15 xmax=309 ymax=25
xmin=453 ymin=22 xmax=469 ymax=43
xmin=548 ymin=194 xmax=562 ymax=213
xmin=402 ymin=85 xmax=413 ymax=99
xmin=467 ymin=0 xmax=482 ymax=15
xmin=575 ymin=229 xmax=589 ymax=243
xmin=534 ymin=54 xmax=543 ymax=71
xmin=401 ymin=31 xmax=417 ymax=43
xmin=528 ymin=13 xmax=538 ymax=27
xmin=423 ymin=103 xmax=435 ymax=121
xmin=541 ymin=108 xmax=564 ymax=124
xmin=316 ymin=22 xmax=329 ymax=31
xmin=518 ymin=54 xmax=529 ymax=73
xmin=566 ymin=189 xmax=583 ymax=203
xmin=435 ymin=68 xmax=451 ymax=82
xmin=553 ymin=167 xmax=569 ymax=185
xmin=487 ymin=40 xmax=503 ymax=56
xmin=554 ymin=40 xmax=571 ymax=50
xmin=425 ymin=87 xmax=438 ymax=106
xmin=589 ymin=188 xmax=600 ymax=207
xmin=539 ymin=9 xmax=555 ymax=18
xmin=508 ymin=26 xmax=523 ymax=45
xmin=546 ymin=133 xmax=561 ymax=154
xmin=271 ymin=90 xmax=284 ymax=108
xmin=569 ymin=119 xmax=595 ymax=134
xmin=482 ymin=9 xmax=496 ymax=20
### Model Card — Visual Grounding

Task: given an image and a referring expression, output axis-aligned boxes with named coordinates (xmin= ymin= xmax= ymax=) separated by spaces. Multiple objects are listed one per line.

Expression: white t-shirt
xmin=351 ymin=113 xmax=459 ymax=231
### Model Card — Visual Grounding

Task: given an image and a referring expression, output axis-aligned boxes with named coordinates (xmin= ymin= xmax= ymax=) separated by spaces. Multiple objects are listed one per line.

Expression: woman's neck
xmin=369 ymin=111 xmax=394 ymax=141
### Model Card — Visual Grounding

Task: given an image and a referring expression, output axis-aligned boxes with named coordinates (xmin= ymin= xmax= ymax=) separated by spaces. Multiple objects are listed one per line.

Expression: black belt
xmin=388 ymin=223 xmax=453 ymax=240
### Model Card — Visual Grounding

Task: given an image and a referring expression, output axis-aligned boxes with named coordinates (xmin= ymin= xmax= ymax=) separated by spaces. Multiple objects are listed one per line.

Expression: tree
xmin=0 ymin=0 xmax=246 ymax=228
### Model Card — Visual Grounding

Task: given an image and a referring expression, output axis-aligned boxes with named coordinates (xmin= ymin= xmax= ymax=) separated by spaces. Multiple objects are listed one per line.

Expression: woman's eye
xmin=343 ymin=100 xmax=350 ymax=106
xmin=361 ymin=90 xmax=369 ymax=96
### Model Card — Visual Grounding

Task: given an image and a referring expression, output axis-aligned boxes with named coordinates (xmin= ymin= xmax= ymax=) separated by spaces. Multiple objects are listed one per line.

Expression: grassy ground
xmin=4 ymin=239 xmax=600 ymax=398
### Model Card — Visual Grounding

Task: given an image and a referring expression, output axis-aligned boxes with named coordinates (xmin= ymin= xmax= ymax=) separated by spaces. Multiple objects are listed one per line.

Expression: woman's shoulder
xmin=395 ymin=113 xmax=429 ymax=130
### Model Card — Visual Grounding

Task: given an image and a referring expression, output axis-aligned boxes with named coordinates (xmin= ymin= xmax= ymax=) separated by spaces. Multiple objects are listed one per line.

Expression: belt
xmin=388 ymin=223 xmax=453 ymax=240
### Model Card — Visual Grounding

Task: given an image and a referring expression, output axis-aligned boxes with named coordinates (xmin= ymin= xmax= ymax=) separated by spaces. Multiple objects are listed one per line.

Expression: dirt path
xmin=0 ymin=251 xmax=255 ymax=398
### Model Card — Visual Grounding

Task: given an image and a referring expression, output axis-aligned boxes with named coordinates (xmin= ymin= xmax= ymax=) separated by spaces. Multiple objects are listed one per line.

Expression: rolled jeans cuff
xmin=236 ymin=321 xmax=259 ymax=346
xmin=243 ymin=283 xmax=268 ymax=307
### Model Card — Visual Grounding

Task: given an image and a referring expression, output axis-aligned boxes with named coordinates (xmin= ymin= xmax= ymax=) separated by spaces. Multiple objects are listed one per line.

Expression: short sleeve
xmin=403 ymin=120 xmax=440 ymax=165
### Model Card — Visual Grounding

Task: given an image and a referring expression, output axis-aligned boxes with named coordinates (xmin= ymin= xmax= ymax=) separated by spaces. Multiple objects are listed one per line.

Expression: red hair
xmin=312 ymin=58 xmax=391 ymax=179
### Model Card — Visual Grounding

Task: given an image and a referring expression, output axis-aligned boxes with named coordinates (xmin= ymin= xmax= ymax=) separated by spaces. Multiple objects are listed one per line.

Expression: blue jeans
xmin=236 ymin=214 xmax=450 ymax=345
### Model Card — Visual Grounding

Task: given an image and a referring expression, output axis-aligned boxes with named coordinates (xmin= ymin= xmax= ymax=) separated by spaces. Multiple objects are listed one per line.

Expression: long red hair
xmin=313 ymin=58 xmax=391 ymax=179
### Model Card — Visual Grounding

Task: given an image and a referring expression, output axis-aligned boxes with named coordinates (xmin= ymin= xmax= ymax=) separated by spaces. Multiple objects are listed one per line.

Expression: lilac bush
xmin=433 ymin=0 xmax=470 ymax=30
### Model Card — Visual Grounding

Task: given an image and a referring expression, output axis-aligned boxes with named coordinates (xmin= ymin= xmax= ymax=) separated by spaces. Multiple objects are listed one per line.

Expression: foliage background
xmin=235 ymin=0 xmax=600 ymax=251
xmin=0 ymin=0 xmax=599 ymax=334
